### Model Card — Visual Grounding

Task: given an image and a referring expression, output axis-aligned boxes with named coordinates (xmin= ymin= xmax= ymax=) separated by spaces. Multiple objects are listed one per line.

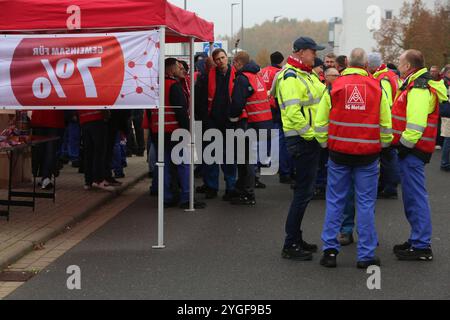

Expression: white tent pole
xmin=153 ymin=26 xmax=166 ymax=249
xmin=187 ymin=37 xmax=196 ymax=212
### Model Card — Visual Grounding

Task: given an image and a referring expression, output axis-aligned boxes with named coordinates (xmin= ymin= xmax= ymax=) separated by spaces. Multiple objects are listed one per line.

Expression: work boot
xmin=320 ymin=249 xmax=338 ymax=268
xmin=395 ymin=247 xmax=433 ymax=261
xmin=231 ymin=194 xmax=256 ymax=206
xmin=282 ymin=244 xmax=313 ymax=261
xmin=179 ymin=201 xmax=207 ymax=210
xmin=357 ymin=257 xmax=381 ymax=269
xmin=255 ymin=178 xmax=266 ymax=189
xmin=338 ymin=233 xmax=354 ymax=246
xmin=299 ymin=240 xmax=318 ymax=253
xmin=222 ymin=190 xmax=240 ymax=202
xmin=393 ymin=241 xmax=411 ymax=254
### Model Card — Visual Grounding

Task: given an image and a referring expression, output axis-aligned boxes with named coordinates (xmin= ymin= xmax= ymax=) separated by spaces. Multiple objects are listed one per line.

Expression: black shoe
xmin=357 ymin=257 xmax=381 ymax=269
xmin=279 ymin=175 xmax=293 ymax=184
xmin=205 ymin=189 xmax=218 ymax=199
xmin=282 ymin=244 xmax=313 ymax=261
xmin=149 ymin=188 xmax=158 ymax=197
xmin=320 ymin=249 xmax=338 ymax=268
xmin=114 ymin=173 xmax=125 ymax=179
xmin=299 ymin=240 xmax=318 ymax=253
xmin=231 ymin=195 xmax=256 ymax=206
xmin=106 ymin=177 xmax=122 ymax=187
xmin=395 ymin=247 xmax=433 ymax=261
xmin=222 ymin=190 xmax=240 ymax=202
xmin=255 ymin=178 xmax=266 ymax=189
xmin=377 ymin=190 xmax=399 ymax=200
xmin=290 ymin=183 xmax=296 ymax=190
xmin=179 ymin=201 xmax=207 ymax=210
xmin=196 ymin=185 xmax=209 ymax=194
xmin=393 ymin=241 xmax=411 ymax=254
xmin=338 ymin=233 xmax=354 ymax=246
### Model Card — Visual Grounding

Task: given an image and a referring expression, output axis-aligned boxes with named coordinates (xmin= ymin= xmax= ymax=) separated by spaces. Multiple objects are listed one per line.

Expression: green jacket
xmin=399 ymin=68 xmax=448 ymax=148
xmin=274 ymin=63 xmax=326 ymax=141
xmin=315 ymin=67 xmax=393 ymax=147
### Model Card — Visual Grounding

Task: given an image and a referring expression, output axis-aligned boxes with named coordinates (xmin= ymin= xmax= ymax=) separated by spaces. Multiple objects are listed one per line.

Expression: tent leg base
xmin=184 ymin=209 xmax=196 ymax=213
xmin=152 ymin=245 xmax=166 ymax=249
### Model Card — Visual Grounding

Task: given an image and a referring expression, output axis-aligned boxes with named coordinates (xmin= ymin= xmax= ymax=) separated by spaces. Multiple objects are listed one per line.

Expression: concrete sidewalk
xmin=0 ymin=156 xmax=149 ymax=271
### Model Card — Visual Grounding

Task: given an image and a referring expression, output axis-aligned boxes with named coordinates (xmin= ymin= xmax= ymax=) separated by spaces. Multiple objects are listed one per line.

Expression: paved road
xmin=6 ymin=155 xmax=450 ymax=300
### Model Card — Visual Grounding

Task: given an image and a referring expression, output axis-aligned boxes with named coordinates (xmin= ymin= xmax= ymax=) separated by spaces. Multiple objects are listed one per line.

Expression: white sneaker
xmin=435 ymin=145 xmax=442 ymax=150
xmin=41 ymin=178 xmax=53 ymax=190
xmin=83 ymin=184 xmax=92 ymax=190
xmin=92 ymin=181 xmax=116 ymax=192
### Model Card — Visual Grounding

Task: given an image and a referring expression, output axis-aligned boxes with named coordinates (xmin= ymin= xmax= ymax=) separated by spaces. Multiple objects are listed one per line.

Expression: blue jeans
xmin=399 ymin=155 xmax=432 ymax=249
xmin=111 ymin=133 xmax=124 ymax=176
xmin=441 ymin=137 xmax=450 ymax=170
xmin=322 ymin=159 xmax=379 ymax=261
xmin=152 ymin=146 xmax=190 ymax=204
xmin=60 ymin=122 xmax=80 ymax=161
xmin=379 ymin=148 xmax=400 ymax=194
xmin=284 ymin=136 xmax=320 ymax=248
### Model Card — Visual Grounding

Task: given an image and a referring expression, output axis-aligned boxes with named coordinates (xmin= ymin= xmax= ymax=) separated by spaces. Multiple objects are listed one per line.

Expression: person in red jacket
xmin=229 ymin=51 xmax=273 ymax=205
xmin=30 ymin=110 xmax=65 ymax=189
xmin=78 ymin=110 xmax=113 ymax=192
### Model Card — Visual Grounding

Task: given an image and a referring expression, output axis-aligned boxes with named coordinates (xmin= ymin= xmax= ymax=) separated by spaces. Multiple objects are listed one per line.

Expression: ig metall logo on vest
xmin=345 ymin=84 xmax=367 ymax=111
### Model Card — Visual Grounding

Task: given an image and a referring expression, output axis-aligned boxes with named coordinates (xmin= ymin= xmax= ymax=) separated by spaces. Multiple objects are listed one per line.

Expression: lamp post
xmin=231 ymin=3 xmax=239 ymax=42
xmin=241 ymin=0 xmax=244 ymax=49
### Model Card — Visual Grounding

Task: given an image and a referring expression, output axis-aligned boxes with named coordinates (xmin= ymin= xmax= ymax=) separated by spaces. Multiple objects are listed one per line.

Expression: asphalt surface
xmin=5 ymin=154 xmax=450 ymax=300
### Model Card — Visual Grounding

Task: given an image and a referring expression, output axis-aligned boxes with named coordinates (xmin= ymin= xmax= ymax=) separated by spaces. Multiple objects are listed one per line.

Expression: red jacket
xmin=78 ymin=110 xmax=104 ymax=125
xmin=242 ymin=71 xmax=273 ymax=123
xmin=259 ymin=65 xmax=281 ymax=109
xmin=31 ymin=110 xmax=65 ymax=129
xmin=328 ymin=74 xmax=383 ymax=155
xmin=150 ymin=77 xmax=181 ymax=134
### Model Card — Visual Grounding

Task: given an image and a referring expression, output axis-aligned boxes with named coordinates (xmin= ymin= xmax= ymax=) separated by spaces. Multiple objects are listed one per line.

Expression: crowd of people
xmin=27 ymin=34 xmax=450 ymax=268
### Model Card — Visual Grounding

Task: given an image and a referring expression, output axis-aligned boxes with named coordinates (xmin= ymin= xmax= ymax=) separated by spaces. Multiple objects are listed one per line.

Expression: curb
xmin=0 ymin=172 xmax=148 ymax=271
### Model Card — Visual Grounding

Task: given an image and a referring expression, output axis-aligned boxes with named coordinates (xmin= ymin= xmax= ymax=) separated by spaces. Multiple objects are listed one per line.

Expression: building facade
xmin=330 ymin=0 xmax=435 ymax=56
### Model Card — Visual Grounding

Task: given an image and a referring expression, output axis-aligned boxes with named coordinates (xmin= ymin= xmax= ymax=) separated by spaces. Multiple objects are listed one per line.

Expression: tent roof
xmin=0 ymin=0 xmax=214 ymax=42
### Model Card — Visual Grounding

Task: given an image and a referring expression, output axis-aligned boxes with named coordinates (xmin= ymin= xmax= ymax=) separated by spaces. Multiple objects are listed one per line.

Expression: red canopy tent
xmin=0 ymin=0 xmax=214 ymax=43
xmin=0 ymin=0 xmax=215 ymax=248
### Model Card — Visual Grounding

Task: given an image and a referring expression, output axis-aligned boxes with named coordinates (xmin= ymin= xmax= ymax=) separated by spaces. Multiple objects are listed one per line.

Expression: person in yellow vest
xmin=391 ymin=50 xmax=447 ymax=261
xmin=273 ymin=37 xmax=326 ymax=261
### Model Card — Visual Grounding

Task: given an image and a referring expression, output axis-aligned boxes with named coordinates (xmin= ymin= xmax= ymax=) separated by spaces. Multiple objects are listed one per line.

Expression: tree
xmin=218 ymin=18 xmax=328 ymax=63
xmin=255 ymin=48 xmax=270 ymax=67
xmin=375 ymin=0 xmax=450 ymax=66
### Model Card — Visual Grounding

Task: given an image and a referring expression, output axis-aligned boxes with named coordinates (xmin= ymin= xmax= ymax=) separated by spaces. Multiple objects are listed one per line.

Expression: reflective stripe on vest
xmin=285 ymin=125 xmax=311 ymax=137
xmin=391 ymin=80 xmax=439 ymax=153
xmin=242 ymin=72 xmax=272 ymax=123
xmin=278 ymin=69 xmax=321 ymax=109
xmin=327 ymin=73 xmax=383 ymax=155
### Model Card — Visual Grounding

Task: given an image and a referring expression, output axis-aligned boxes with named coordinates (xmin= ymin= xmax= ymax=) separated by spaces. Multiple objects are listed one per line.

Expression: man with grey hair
xmin=315 ymin=48 xmax=393 ymax=268
xmin=368 ymin=52 xmax=401 ymax=200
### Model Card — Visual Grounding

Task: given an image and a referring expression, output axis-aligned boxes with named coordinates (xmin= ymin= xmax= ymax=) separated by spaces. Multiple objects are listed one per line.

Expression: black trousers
xmin=127 ymin=110 xmax=145 ymax=154
xmin=81 ymin=121 xmax=107 ymax=185
xmin=31 ymin=127 xmax=61 ymax=179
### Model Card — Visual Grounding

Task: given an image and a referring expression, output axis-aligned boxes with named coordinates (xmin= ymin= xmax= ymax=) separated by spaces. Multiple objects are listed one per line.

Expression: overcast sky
xmin=170 ymin=0 xmax=343 ymax=37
